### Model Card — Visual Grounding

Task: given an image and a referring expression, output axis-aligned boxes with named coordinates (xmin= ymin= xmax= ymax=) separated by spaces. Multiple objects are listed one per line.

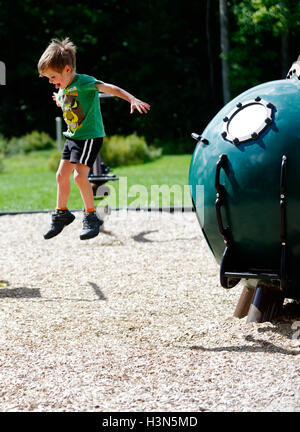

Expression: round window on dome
xmin=221 ymin=98 xmax=274 ymax=144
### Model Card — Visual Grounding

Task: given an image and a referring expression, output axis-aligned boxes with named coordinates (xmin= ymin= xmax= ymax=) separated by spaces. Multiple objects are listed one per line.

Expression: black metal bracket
xmin=88 ymin=154 xmax=119 ymax=197
xmin=215 ymin=154 xmax=240 ymax=288
xmin=215 ymin=154 xmax=231 ymax=247
xmin=279 ymin=155 xmax=288 ymax=292
xmin=216 ymin=154 xmax=288 ymax=292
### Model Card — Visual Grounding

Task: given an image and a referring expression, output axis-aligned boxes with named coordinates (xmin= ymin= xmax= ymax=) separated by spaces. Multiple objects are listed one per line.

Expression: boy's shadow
xmin=0 ymin=281 xmax=41 ymax=298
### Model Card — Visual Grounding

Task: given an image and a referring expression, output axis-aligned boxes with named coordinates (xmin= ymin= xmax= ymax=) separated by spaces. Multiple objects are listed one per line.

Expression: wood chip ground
xmin=0 ymin=211 xmax=299 ymax=411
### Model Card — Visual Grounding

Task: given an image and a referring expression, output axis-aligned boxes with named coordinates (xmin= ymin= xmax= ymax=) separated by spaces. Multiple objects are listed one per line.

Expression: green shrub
xmin=153 ymin=137 xmax=195 ymax=155
xmin=101 ymin=133 xmax=162 ymax=167
xmin=23 ymin=130 xmax=56 ymax=153
xmin=6 ymin=137 xmax=21 ymax=156
xmin=6 ymin=131 xmax=56 ymax=156
xmin=47 ymin=150 xmax=62 ymax=172
xmin=0 ymin=154 xmax=5 ymax=173
xmin=0 ymin=134 xmax=8 ymax=155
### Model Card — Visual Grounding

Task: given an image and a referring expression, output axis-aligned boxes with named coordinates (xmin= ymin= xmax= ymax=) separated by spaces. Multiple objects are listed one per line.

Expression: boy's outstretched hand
xmin=52 ymin=92 xmax=61 ymax=107
xmin=130 ymin=97 xmax=150 ymax=114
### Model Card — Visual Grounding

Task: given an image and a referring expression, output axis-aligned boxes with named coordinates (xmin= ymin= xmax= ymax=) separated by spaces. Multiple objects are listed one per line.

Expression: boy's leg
xmin=44 ymin=160 xmax=76 ymax=240
xmin=73 ymin=163 xmax=95 ymax=211
xmin=56 ymin=159 xmax=75 ymax=209
xmin=70 ymin=138 xmax=103 ymax=210
xmin=74 ymin=162 xmax=103 ymax=240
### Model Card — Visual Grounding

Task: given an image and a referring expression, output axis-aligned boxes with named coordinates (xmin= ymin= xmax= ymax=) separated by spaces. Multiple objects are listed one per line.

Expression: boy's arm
xmin=95 ymin=82 xmax=150 ymax=114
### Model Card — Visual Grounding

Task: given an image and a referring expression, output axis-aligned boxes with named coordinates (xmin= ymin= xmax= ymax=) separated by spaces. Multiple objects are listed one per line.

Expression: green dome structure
xmin=189 ymin=60 xmax=300 ymax=322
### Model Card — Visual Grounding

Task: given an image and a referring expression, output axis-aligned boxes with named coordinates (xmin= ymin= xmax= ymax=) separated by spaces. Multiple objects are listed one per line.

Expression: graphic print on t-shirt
xmin=62 ymin=91 xmax=85 ymax=133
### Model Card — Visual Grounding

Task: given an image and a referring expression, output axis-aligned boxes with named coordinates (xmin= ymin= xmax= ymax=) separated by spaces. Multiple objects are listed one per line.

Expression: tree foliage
xmin=0 ymin=0 xmax=299 ymax=151
xmin=229 ymin=0 xmax=300 ymax=94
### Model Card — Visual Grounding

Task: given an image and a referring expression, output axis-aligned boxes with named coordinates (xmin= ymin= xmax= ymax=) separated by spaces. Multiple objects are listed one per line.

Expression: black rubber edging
xmin=0 ymin=206 xmax=195 ymax=216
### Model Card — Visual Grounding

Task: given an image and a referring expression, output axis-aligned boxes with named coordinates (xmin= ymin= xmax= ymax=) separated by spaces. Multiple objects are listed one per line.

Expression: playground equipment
xmin=189 ymin=56 xmax=300 ymax=323
xmin=88 ymin=93 xmax=119 ymax=200
xmin=88 ymin=153 xmax=118 ymax=198
xmin=88 ymin=94 xmax=119 ymax=222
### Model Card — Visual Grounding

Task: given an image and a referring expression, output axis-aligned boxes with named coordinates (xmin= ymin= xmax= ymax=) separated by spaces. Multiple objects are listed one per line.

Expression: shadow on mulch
xmin=182 ymin=301 xmax=300 ymax=356
xmin=0 ymin=286 xmax=41 ymax=298
xmin=188 ymin=337 xmax=299 ymax=356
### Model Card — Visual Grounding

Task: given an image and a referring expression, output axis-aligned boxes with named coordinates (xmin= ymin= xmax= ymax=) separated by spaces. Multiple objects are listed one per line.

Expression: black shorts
xmin=61 ymin=137 xmax=103 ymax=168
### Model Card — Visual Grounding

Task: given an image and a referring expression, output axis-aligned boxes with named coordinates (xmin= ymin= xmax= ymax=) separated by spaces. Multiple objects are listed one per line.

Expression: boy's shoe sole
xmin=80 ymin=231 xmax=100 ymax=240
xmin=44 ymin=211 xmax=76 ymax=239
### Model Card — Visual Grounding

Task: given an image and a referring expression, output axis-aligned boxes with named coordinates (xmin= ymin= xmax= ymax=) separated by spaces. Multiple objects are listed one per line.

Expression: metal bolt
xmin=191 ymin=133 xmax=201 ymax=141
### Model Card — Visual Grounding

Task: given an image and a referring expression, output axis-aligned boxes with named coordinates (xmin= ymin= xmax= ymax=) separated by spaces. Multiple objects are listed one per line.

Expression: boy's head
xmin=38 ymin=37 xmax=76 ymax=89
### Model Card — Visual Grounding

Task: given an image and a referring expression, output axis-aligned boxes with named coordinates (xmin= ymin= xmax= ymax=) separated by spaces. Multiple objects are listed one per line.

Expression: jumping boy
xmin=38 ymin=37 xmax=150 ymax=240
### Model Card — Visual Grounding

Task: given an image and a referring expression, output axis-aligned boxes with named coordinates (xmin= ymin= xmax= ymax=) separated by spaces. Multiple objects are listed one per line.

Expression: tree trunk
xmin=206 ymin=0 xmax=216 ymax=104
xmin=281 ymin=32 xmax=289 ymax=78
xmin=279 ymin=2 xmax=289 ymax=78
xmin=219 ymin=0 xmax=231 ymax=104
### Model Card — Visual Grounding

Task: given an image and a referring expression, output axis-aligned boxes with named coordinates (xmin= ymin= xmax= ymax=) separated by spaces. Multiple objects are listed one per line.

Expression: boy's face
xmin=42 ymin=65 xmax=74 ymax=90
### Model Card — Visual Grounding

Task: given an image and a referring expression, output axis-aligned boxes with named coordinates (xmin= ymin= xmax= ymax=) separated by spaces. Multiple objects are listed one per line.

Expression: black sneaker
xmin=80 ymin=212 xmax=103 ymax=240
xmin=44 ymin=209 xmax=75 ymax=239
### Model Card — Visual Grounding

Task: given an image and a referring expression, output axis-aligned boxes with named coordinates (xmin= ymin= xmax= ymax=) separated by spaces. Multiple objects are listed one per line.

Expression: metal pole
xmin=56 ymin=117 xmax=62 ymax=150
xmin=246 ymin=282 xmax=284 ymax=323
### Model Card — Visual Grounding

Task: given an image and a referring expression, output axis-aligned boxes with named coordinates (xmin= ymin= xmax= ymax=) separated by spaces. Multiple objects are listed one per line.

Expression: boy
xmin=38 ymin=37 xmax=150 ymax=240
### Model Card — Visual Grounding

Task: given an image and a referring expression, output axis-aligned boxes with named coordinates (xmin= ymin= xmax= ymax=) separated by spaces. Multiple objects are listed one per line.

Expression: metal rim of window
xmin=221 ymin=97 xmax=274 ymax=145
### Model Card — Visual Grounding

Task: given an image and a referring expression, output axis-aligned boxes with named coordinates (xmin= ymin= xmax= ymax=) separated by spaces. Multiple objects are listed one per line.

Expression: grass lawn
xmin=0 ymin=151 xmax=193 ymax=212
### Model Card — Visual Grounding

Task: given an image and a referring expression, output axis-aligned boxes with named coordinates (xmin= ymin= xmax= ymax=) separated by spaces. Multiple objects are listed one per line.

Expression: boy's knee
xmin=56 ymin=170 xmax=68 ymax=185
xmin=73 ymin=170 xmax=86 ymax=184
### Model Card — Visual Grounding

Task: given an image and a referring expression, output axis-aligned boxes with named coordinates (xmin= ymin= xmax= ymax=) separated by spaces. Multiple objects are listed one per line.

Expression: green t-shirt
xmin=57 ymin=73 xmax=106 ymax=140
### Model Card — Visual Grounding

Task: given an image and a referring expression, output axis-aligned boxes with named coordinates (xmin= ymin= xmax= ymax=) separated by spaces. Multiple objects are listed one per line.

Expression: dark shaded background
xmin=0 ymin=0 xmax=299 ymax=152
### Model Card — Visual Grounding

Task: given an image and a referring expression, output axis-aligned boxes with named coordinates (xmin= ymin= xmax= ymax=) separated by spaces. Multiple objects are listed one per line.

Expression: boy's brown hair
xmin=38 ymin=37 xmax=76 ymax=76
